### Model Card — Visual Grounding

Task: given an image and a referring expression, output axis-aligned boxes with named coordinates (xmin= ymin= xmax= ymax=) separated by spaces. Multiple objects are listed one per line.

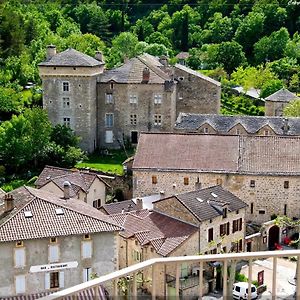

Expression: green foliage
xmin=283 ymin=100 xmax=300 ymax=117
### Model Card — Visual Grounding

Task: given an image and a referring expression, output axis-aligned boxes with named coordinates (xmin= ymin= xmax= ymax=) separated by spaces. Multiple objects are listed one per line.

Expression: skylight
xmin=24 ymin=211 xmax=33 ymax=218
xmin=55 ymin=208 xmax=64 ymax=215
xmin=196 ymin=197 xmax=204 ymax=202
xmin=211 ymin=192 xmax=218 ymax=198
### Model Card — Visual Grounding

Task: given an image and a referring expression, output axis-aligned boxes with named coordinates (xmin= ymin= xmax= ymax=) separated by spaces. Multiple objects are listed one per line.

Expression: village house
xmin=132 ymin=132 xmax=300 ymax=226
xmin=0 ymin=186 xmax=121 ymax=298
xmin=35 ymin=165 xmax=110 ymax=208
xmin=38 ymin=46 xmax=221 ymax=152
xmin=174 ymin=114 xmax=300 ymax=136
xmin=264 ymin=88 xmax=299 ymax=116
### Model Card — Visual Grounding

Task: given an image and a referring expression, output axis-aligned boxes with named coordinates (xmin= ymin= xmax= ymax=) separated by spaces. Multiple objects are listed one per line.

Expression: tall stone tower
xmin=39 ymin=46 xmax=104 ymax=152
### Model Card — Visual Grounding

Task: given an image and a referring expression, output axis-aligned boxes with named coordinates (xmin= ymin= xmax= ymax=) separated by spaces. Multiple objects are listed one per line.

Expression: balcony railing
xmin=40 ymin=250 xmax=300 ymax=300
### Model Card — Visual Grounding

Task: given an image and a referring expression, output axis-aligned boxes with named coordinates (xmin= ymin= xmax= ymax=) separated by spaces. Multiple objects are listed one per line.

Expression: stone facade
xmin=0 ymin=232 xmax=118 ymax=297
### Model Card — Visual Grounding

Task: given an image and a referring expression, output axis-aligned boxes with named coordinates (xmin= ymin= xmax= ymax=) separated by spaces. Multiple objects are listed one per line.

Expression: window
xmin=236 ymin=129 xmax=240 ymax=135
xmin=62 ymin=97 xmax=70 ymax=108
xmin=45 ymin=272 xmax=64 ymax=289
xmin=93 ymin=199 xmax=101 ymax=208
xmin=84 ymin=234 xmax=91 ymax=240
xmin=154 ymin=114 xmax=162 ymax=126
xmin=82 ymin=241 xmax=92 ymax=258
xmin=133 ymin=250 xmax=141 ymax=262
xmin=83 ymin=268 xmax=92 ymax=282
xmin=223 ymin=208 xmax=227 ymax=219
xmin=105 ymin=113 xmax=114 ymax=127
xmin=15 ymin=275 xmax=26 ymax=294
xmin=235 ymin=286 xmax=241 ymax=292
xmin=129 ymin=94 xmax=138 ymax=104
xmin=232 ymin=220 xmax=240 ymax=233
xmin=62 ymin=82 xmax=69 ymax=92
xmin=264 ymin=130 xmax=269 ymax=136
xmin=250 ymin=180 xmax=255 ymax=188
xmin=105 ymin=130 xmax=113 ymax=143
xmin=220 ymin=224 xmax=226 ymax=236
xmin=49 ymin=245 xmax=59 ymax=263
xmin=63 ymin=117 xmax=70 ymax=127
xmin=110 ymin=82 xmax=114 ymax=89
xmin=284 ymin=181 xmax=289 ymax=189
xmin=152 ymin=175 xmax=157 ymax=184
xmin=259 ymin=210 xmax=265 ymax=215
xmin=131 ymin=131 xmax=138 ymax=144
xmin=50 ymin=272 xmax=59 ymax=288
xmin=15 ymin=248 xmax=25 ymax=267
xmin=130 ymin=114 xmax=137 ymax=125
xmin=105 ymin=93 xmax=113 ymax=104
xmin=216 ymin=178 xmax=222 ymax=185
xmin=239 ymin=218 xmax=242 ymax=231
xmin=238 ymin=239 xmax=243 ymax=252
xmin=50 ymin=237 xmax=57 ymax=244
xmin=184 ymin=177 xmax=189 ymax=185
xmin=251 ymin=203 xmax=254 ymax=214
xmin=154 ymin=94 xmax=162 ymax=104
xmin=226 ymin=222 xmax=230 ymax=235
xmin=284 ymin=204 xmax=287 ymax=215
xmin=203 ymin=127 xmax=209 ymax=134
xmin=16 ymin=241 xmax=23 ymax=247
xmin=208 ymin=228 xmax=213 ymax=242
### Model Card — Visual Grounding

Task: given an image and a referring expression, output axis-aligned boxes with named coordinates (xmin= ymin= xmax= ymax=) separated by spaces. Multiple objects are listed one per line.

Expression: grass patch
xmin=1 ymin=178 xmax=36 ymax=192
xmin=76 ymin=149 xmax=134 ymax=175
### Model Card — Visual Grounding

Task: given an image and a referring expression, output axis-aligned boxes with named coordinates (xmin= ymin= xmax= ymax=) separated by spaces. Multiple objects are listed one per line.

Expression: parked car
xmin=233 ymin=282 xmax=258 ymax=299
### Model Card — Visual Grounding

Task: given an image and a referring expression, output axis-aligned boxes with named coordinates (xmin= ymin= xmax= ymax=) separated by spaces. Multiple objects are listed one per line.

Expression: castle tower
xmin=39 ymin=46 xmax=104 ymax=152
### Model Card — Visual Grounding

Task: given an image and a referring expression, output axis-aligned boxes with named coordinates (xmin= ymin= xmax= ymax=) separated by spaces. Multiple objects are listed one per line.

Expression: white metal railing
xmin=40 ymin=250 xmax=300 ymax=300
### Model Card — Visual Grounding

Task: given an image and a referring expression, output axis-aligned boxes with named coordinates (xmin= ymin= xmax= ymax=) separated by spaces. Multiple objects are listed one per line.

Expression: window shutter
xmin=45 ymin=273 xmax=50 ymax=290
xmin=15 ymin=248 xmax=25 ymax=267
xmin=239 ymin=218 xmax=243 ymax=231
xmin=15 ymin=275 xmax=25 ymax=294
xmin=82 ymin=241 xmax=92 ymax=258
xmin=226 ymin=222 xmax=230 ymax=235
xmin=49 ymin=245 xmax=59 ymax=262
xmin=59 ymin=271 xmax=64 ymax=288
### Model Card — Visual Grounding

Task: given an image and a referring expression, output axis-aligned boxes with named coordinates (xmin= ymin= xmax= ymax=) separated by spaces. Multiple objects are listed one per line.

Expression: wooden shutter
xmin=45 ymin=273 xmax=50 ymax=290
xmin=49 ymin=245 xmax=59 ymax=262
xmin=82 ymin=241 xmax=92 ymax=258
xmin=59 ymin=271 xmax=64 ymax=288
xmin=239 ymin=218 xmax=243 ymax=231
xmin=208 ymin=228 xmax=213 ymax=242
xmin=15 ymin=275 xmax=25 ymax=294
xmin=226 ymin=222 xmax=230 ymax=235
xmin=15 ymin=248 xmax=25 ymax=267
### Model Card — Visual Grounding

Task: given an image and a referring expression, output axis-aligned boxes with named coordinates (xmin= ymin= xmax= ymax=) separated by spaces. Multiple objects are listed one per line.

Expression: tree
xmin=283 ymin=100 xmax=300 ymax=117
xmin=51 ymin=124 xmax=80 ymax=149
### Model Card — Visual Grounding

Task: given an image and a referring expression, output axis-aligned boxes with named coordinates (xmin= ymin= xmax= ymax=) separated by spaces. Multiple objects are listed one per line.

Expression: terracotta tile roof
xmin=175 ymin=113 xmax=300 ymax=136
xmin=38 ymin=48 xmax=103 ymax=67
xmin=0 ymin=187 xmax=121 ymax=242
xmin=133 ymin=133 xmax=300 ymax=175
xmin=265 ymin=88 xmax=299 ymax=102
xmin=154 ymin=186 xmax=247 ymax=222
xmin=101 ymin=200 xmax=137 ymax=215
xmin=109 ymin=210 xmax=198 ymax=256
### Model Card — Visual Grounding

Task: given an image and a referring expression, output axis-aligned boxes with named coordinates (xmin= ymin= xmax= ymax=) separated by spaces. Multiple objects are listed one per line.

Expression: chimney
xmin=160 ymin=191 xmax=165 ymax=199
xmin=46 ymin=45 xmax=56 ymax=61
xmin=282 ymin=118 xmax=290 ymax=135
xmin=4 ymin=194 xmax=14 ymax=213
xmin=63 ymin=181 xmax=71 ymax=200
xmin=159 ymin=55 xmax=168 ymax=67
xmin=142 ymin=67 xmax=150 ymax=83
xmin=136 ymin=198 xmax=143 ymax=210
xmin=95 ymin=51 xmax=103 ymax=62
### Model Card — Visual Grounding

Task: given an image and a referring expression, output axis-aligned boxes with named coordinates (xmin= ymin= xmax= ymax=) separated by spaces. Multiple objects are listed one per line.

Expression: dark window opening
xmin=50 ymin=272 xmax=59 ymax=289
xmin=250 ymin=180 xmax=255 ymax=188
xmin=208 ymin=228 xmax=213 ymax=242
xmin=250 ymin=203 xmax=254 ymax=214
xmin=131 ymin=131 xmax=138 ymax=144
xmin=284 ymin=181 xmax=289 ymax=189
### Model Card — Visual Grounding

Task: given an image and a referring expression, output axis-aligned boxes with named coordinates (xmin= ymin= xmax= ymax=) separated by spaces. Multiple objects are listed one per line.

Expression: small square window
xmin=84 ymin=234 xmax=91 ymax=240
xmin=259 ymin=210 xmax=265 ymax=215
xmin=236 ymin=129 xmax=240 ymax=135
xmin=250 ymin=180 xmax=255 ymax=188
xmin=154 ymin=94 xmax=162 ymax=104
xmin=62 ymin=82 xmax=69 ymax=92
xmin=216 ymin=178 xmax=222 ymax=185
xmin=16 ymin=241 xmax=23 ymax=247
xmin=284 ymin=181 xmax=289 ymax=189
xmin=154 ymin=114 xmax=162 ymax=126
xmin=105 ymin=93 xmax=113 ymax=104
xmin=105 ymin=113 xmax=114 ymax=127
xmin=63 ymin=117 xmax=70 ymax=127
xmin=152 ymin=176 xmax=157 ymax=184
xmin=130 ymin=114 xmax=137 ymax=125
xmin=203 ymin=127 xmax=209 ymax=134
xmin=50 ymin=237 xmax=57 ymax=244
xmin=129 ymin=94 xmax=138 ymax=104
xmin=62 ymin=97 xmax=70 ymax=108
xmin=264 ymin=130 xmax=269 ymax=136
xmin=184 ymin=177 xmax=189 ymax=185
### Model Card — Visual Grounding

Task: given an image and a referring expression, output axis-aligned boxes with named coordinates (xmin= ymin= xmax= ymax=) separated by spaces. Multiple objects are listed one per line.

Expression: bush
xmin=235 ymin=272 xmax=247 ymax=282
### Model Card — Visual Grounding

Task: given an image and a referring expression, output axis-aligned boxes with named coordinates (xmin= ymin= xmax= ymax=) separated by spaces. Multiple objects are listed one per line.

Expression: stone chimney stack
xmin=282 ymin=118 xmax=290 ymax=135
xmin=4 ymin=194 xmax=14 ymax=213
xmin=63 ymin=181 xmax=71 ymax=200
xmin=160 ymin=191 xmax=165 ymax=199
xmin=159 ymin=55 xmax=168 ymax=67
xmin=46 ymin=45 xmax=56 ymax=61
xmin=142 ymin=67 xmax=150 ymax=83
xmin=95 ymin=51 xmax=103 ymax=62
xmin=136 ymin=198 xmax=143 ymax=210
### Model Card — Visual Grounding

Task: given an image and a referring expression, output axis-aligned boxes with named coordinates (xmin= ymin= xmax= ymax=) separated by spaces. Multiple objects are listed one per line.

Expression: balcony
xmin=40 ymin=250 xmax=300 ymax=300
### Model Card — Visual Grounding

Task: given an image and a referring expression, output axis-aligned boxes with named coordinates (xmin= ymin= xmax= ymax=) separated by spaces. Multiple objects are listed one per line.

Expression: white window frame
xmin=83 ymin=267 xmax=92 ymax=282
xmin=14 ymin=248 xmax=25 ymax=268
xmin=48 ymin=244 xmax=60 ymax=263
xmin=105 ymin=113 xmax=114 ymax=127
xmin=82 ymin=240 xmax=92 ymax=259
xmin=62 ymin=82 xmax=69 ymax=92
xmin=63 ymin=117 xmax=70 ymax=127
xmin=129 ymin=94 xmax=138 ymax=104
xmin=15 ymin=275 xmax=26 ymax=294
xmin=105 ymin=93 xmax=113 ymax=104
xmin=154 ymin=94 xmax=162 ymax=104
xmin=154 ymin=114 xmax=162 ymax=126
xmin=62 ymin=97 xmax=70 ymax=108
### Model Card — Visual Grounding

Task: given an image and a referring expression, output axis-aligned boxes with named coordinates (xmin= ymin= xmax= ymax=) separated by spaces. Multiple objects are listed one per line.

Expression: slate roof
xmin=101 ymin=200 xmax=137 ymax=215
xmin=133 ymin=132 xmax=300 ymax=175
xmin=155 ymin=186 xmax=247 ymax=222
xmin=0 ymin=186 xmax=121 ymax=242
xmin=175 ymin=113 xmax=300 ymax=136
xmin=35 ymin=166 xmax=110 ymax=195
xmin=109 ymin=210 xmax=198 ymax=256
xmin=38 ymin=48 xmax=103 ymax=67
xmin=265 ymin=88 xmax=299 ymax=102
xmin=175 ymin=52 xmax=190 ymax=60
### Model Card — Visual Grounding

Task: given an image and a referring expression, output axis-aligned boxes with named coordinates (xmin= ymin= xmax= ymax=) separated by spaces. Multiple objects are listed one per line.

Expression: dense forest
xmin=0 ymin=0 xmax=300 ymax=182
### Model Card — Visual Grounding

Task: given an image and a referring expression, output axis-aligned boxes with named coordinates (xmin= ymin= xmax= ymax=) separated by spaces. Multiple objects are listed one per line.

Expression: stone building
xmin=39 ymin=46 xmax=221 ymax=152
xmin=0 ymin=186 xmax=121 ymax=297
xmin=132 ymin=132 xmax=300 ymax=224
xmin=175 ymin=113 xmax=300 ymax=136
xmin=35 ymin=166 xmax=110 ymax=208
xmin=265 ymin=88 xmax=299 ymax=116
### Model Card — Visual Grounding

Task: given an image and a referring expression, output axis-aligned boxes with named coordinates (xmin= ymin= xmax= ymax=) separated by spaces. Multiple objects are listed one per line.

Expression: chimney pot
xmin=142 ymin=67 xmax=150 ymax=83
xmin=63 ymin=181 xmax=71 ymax=200
xmin=136 ymin=198 xmax=143 ymax=210
xmin=4 ymin=194 xmax=14 ymax=212
xmin=95 ymin=51 xmax=103 ymax=62
xmin=46 ymin=45 xmax=56 ymax=61
xmin=159 ymin=55 xmax=168 ymax=67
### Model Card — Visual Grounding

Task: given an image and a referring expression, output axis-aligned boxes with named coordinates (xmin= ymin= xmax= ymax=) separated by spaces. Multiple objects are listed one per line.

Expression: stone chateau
xmin=39 ymin=46 xmax=221 ymax=152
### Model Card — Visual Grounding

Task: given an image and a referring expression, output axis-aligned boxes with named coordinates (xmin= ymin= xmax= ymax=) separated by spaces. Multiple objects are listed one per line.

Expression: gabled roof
xmin=154 ymin=186 xmax=247 ymax=222
xmin=99 ymin=53 xmax=170 ymax=84
xmin=175 ymin=113 xmax=300 ymax=135
xmin=101 ymin=200 xmax=137 ymax=215
xmin=265 ymin=88 xmax=299 ymax=102
xmin=133 ymin=132 xmax=300 ymax=175
xmin=109 ymin=210 xmax=198 ymax=256
xmin=0 ymin=186 xmax=121 ymax=242
xmin=38 ymin=48 xmax=103 ymax=67
xmin=174 ymin=63 xmax=221 ymax=87
xmin=35 ymin=166 xmax=110 ymax=193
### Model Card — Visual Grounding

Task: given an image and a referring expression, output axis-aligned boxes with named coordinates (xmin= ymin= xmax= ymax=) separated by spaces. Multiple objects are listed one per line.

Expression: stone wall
xmin=265 ymin=101 xmax=287 ymax=116
xmin=133 ymin=170 xmax=300 ymax=224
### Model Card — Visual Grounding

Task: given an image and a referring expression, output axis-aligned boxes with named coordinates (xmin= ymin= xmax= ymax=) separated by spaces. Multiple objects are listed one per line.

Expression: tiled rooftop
xmin=101 ymin=200 xmax=137 ymax=215
xmin=265 ymin=88 xmax=299 ymax=102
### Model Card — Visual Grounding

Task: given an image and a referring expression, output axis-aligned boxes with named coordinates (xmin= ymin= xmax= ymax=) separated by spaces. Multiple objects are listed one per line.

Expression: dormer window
xmin=203 ymin=127 xmax=209 ymax=134
xmin=264 ymin=130 xmax=269 ymax=136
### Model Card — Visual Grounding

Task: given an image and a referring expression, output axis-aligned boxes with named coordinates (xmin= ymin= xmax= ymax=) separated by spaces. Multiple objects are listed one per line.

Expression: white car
xmin=233 ymin=282 xmax=258 ymax=300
